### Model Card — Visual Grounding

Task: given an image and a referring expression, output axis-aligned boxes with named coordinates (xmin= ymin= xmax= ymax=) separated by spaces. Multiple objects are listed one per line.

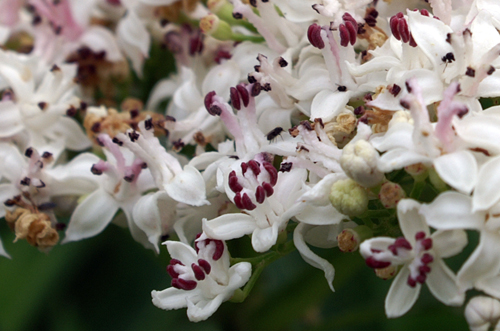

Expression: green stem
xmin=231 ymin=34 xmax=265 ymax=43
xmin=410 ymin=179 xmax=426 ymax=199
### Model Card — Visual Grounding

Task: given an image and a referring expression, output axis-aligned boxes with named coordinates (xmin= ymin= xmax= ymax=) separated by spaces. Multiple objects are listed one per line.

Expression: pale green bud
xmin=329 ymin=179 xmax=368 ymax=216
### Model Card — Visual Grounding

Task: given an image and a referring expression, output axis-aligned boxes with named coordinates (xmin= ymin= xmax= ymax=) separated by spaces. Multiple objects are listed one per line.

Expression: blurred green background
xmin=0 ymin=219 xmax=470 ymax=331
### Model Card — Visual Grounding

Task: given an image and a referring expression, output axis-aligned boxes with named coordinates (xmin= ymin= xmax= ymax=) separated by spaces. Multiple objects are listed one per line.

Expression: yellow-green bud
xmin=199 ymin=14 xmax=233 ymax=40
xmin=329 ymin=179 xmax=368 ymax=216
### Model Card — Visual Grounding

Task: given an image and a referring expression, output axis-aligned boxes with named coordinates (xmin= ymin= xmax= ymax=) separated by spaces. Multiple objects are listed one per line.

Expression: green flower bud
xmin=329 ymin=179 xmax=368 ymax=216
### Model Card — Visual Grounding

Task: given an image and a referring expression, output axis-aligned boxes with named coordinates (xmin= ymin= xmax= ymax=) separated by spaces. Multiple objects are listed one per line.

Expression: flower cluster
xmin=2 ymin=0 xmax=500 ymax=327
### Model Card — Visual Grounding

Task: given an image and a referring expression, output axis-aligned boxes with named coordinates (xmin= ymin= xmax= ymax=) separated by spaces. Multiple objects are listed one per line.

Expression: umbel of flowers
xmin=2 ymin=0 xmax=500 ymax=328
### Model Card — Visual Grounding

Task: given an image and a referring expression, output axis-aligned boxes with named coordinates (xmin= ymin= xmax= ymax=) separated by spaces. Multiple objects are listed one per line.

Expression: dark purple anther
xmin=172 ymin=278 xmax=197 ymax=290
xmin=416 ymin=274 xmax=426 ymax=284
xmin=251 ymin=82 xmax=262 ymax=97
xmin=198 ymin=259 xmax=211 ymax=274
xmin=262 ymin=182 xmax=274 ymax=197
xmin=145 ymin=118 xmax=153 ymax=130
xmin=248 ymin=160 xmax=261 ymax=176
xmin=167 ymin=265 xmax=179 ymax=278
xmin=339 ymin=24 xmax=350 ymax=47
xmin=191 ymin=263 xmax=206 ymax=281
xmin=421 ymin=253 xmax=433 ymax=264
xmin=307 ymin=23 xmax=325 ymax=49
xmin=230 ymin=87 xmax=241 ymax=110
xmin=189 ymin=34 xmax=204 ymax=56
xmin=236 ymin=84 xmax=250 ymax=107
xmin=419 ymin=265 xmax=431 ymax=274
xmin=241 ymin=162 xmax=248 ymax=174
xmin=365 ymin=256 xmax=391 ymax=269
xmin=211 ymin=239 xmax=225 ymax=260
xmin=263 ymin=162 xmax=278 ymax=186
xmin=421 ymin=238 xmax=432 ymax=250
xmin=242 ymin=193 xmax=256 ymax=210
xmin=420 ymin=9 xmax=430 ymax=16
xmin=233 ymin=193 xmax=244 ymax=209
xmin=25 ymin=147 xmax=33 ymax=158
xmin=255 ymin=185 xmax=266 ymax=203
xmin=204 ymin=91 xmax=216 ymax=112
xmin=415 ymin=231 xmax=425 ymax=240
xmin=228 ymin=171 xmax=243 ymax=193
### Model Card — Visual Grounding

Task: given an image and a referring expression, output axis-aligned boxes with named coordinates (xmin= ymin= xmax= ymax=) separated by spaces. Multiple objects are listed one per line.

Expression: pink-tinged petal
xmin=310 ymin=89 xmax=351 ymax=122
xmin=397 ymin=199 xmax=429 ymax=240
xmin=432 ymin=230 xmax=468 ymax=258
xmin=433 ymin=151 xmax=477 ymax=194
xmin=476 ymin=275 xmax=500 ymax=299
xmin=165 ymin=165 xmax=208 ymax=206
xmin=0 ymin=101 xmax=22 ymax=137
xmin=165 ymin=241 xmax=198 ymax=265
xmin=151 ymin=287 xmax=197 ymax=310
xmin=186 ymin=294 xmax=225 ymax=322
xmin=426 ymin=259 xmax=464 ymax=305
xmin=420 ymin=191 xmax=484 ymax=230
xmin=50 ymin=117 xmax=91 ymax=151
xmin=133 ymin=192 xmax=176 ymax=253
xmin=377 ymin=148 xmax=431 ymax=172
xmin=457 ymin=231 xmax=500 ymax=291
xmin=474 ymin=156 xmax=500 ymax=211
xmin=202 ymin=214 xmax=256 ymax=241
xmin=252 ymin=223 xmax=280 ymax=253
xmin=294 ymin=223 xmax=335 ymax=292
xmin=62 ymin=189 xmax=119 ymax=243
xmin=385 ymin=266 xmax=421 ymax=318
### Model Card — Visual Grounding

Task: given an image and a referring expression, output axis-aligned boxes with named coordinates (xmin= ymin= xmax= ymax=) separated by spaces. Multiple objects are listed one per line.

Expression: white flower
xmin=151 ymin=237 xmax=251 ymax=322
xmin=360 ymin=199 xmax=466 ymax=317
xmin=465 ymin=296 xmax=500 ymax=331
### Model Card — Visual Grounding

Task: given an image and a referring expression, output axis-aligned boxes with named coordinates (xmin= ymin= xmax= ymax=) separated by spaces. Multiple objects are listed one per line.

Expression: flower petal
xmin=293 ymin=223 xmax=335 ymax=292
xmin=203 ymin=214 xmax=256 ymax=241
xmin=385 ymin=266 xmax=421 ymax=318
xmin=165 ymin=165 xmax=208 ymax=206
xmin=397 ymin=199 xmax=429 ymax=240
xmin=473 ymin=155 xmax=500 ymax=211
xmin=62 ymin=189 xmax=119 ymax=243
xmin=426 ymin=259 xmax=464 ymax=305
xmin=432 ymin=230 xmax=468 ymax=258
xmin=433 ymin=151 xmax=477 ymax=194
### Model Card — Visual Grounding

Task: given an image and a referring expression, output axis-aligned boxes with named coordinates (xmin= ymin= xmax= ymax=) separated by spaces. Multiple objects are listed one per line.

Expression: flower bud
xmin=378 ymin=181 xmax=406 ymax=209
xmin=200 ymin=14 xmax=234 ymax=41
xmin=340 ymin=139 xmax=385 ymax=188
xmin=465 ymin=296 xmax=500 ymax=331
xmin=375 ymin=265 xmax=398 ymax=280
xmin=329 ymin=179 xmax=368 ymax=216
xmin=404 ymin=162 xmax=427 ymax=177
xmin=337 ymin=225 xmax=372 ymax=252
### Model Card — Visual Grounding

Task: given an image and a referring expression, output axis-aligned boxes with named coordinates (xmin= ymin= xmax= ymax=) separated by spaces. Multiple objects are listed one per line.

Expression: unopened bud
xmin=465 ymin=296 xmax=500 ymax=331
xmin=340 ymin=139 xmax=385 ymax=188
xmin=337 ymin=225 xmax=372 ymax=252
xmin=378 ymin=182 xmax=406 ymax=209
xmin=329 ymin=179 xmax=368 ymax=216
xmin=404 ymin=163 xmax=427 ymax=177
xmin=375 ymin=265 xmax=398 ymax=280
xmin=200 ymin=14 xmax=233 ymax=41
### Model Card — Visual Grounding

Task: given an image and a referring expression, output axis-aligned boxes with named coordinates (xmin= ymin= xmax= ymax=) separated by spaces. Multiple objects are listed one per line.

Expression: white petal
xmin=476 ymin=275 xmax=500 ymax=299
xmin=51 ymin=117 xmax=91 ymax=151
xmin=310 ymin=89 xmax=350 ymax=122
xmin=293 ymin=223 xmax=335 ymax=292
xmin=251 ymin=223 xmax=279 ymax=253
xmin=186 ymin=294 xmax=225 ymax=322
xmin=433 ymin=151 xmax=477 ymax=194
xmin=133 ymin=191 xmax=176 ymax=253
xmin=295 ymin=204 xmax=344 ymax=225
xmin=0 ymin=236 xmax=10 ymax=258
xmin=420 ymin=191 xmax=484 ymax=230
xmin=201 ymin=60 xmax=240 ymax=101
xmin=0 ymin=184 xmax=19 ymax=218
xmin=165 ymin=165 xmax=208 ymax=206
xmin=432 ymin=230 xmax=468 ymax=258
xmin=474 ymin=156 xmax=500 ymax=211
xmin=457 ymin=231 xmax=500 ymax=291
xmin=426 ymin=259 xmax=464 ymax=305
xmin=377 ymin=148 xmax=431 ymax=172
xmin=385 ymin=266 xmax=421 ymax=318
xmin=397 ymin=199 xmax=429 ymax=240
xmin=455 ymin=116 xmax=500 ymax=155
xmin=63 ymin=189 xmax=119 ymax=243
xmin=80 ymin=26 xmax=123 ymax=62
xmin=152 ymin=287 xmax=194 ymax=310
xmin=117 ymin=11 xmax=150 ymax=76
xmin=203 ymin=214 xmax=256 ymax=241
xmin=165 ymin=241 xmax=198 ymax=265
xmin=0 ymin=101 xmax=22 ymax=137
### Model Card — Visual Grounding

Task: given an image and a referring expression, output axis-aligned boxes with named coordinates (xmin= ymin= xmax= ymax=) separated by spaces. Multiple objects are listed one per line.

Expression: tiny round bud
xmin=378 ymin=182 xmax=406 ymax=209
xmin=375 ymin=265 xmax=398 ymax=280
xmin=465 ymin=296 xmax=500 ymax=331
xmin=404 ymin=163 xmax=427 ymax=177
xmin=329 ymin=179 xmax=368 ymax=216
xmin=340 ymin=139 xmax=385 ymax=188
xmin=337 ymin=225 xmax=372 ymax=252
xmin=200 ymin=14 xmax=234 ymax=41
